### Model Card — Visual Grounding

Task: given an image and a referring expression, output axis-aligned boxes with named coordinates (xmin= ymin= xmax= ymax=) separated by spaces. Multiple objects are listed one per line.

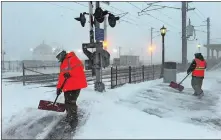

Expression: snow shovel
xmin=169 ymin=72 xmax=191 ymax=92
xmin=38 ymin=78 xmax=67 ymax=112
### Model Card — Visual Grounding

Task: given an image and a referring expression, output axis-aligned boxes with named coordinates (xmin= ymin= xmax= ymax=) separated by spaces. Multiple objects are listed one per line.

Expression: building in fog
xmin=32 ymin=41 xmax=56 ymax=61
xmin=120 ymin=55 xmax=140 ymax=66
xmin=113 ymin=58 xmax=120 ymax=66
xmin=112 ymin=55 xmax=140 ymax=66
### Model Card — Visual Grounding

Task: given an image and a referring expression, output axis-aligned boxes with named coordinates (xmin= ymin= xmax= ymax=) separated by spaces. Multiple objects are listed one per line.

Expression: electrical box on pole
xmin=187 ymin=19 xmax=195 ymax=38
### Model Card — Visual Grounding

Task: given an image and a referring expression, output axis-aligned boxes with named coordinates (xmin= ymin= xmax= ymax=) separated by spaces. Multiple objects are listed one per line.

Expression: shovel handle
xmin=53 ymin=94 xmax=60 ymax=106
xmin=178 ymin=72 xmax=191 ymax=85
xmin=53 ymin=78 xmax=68 ymax=105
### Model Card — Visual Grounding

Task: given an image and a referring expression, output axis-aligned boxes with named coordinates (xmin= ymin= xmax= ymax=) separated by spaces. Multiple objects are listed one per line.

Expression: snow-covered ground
xmin=2 ymin=69 xmax=221 ymax=139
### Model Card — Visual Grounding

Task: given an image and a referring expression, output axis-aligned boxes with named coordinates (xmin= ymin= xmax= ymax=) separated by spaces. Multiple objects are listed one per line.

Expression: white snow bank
xmin=75 ymin=70 xmax=221 ymax=139
xmin=74 ymin=97 xmax=220 ymax=139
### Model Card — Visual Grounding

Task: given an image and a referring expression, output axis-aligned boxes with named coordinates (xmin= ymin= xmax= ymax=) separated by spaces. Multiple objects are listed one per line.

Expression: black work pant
xmin=64 ymin=89 xmax=80 ymax=121
xmin=191 ymin=76 xmax=204 ymax=95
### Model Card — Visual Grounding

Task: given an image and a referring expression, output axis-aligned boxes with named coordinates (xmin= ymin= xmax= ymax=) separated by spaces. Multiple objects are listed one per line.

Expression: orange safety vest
xmin=192 ymin=58 xmax=206 ymax=77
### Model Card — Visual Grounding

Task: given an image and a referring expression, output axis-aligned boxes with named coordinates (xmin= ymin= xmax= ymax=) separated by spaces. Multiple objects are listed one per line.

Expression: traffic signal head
xmin=94 ymin=7 xmax=108 ymax=23
xmin=75 ymin=13 xmax=86 ymax=27
xmin=108 ymin=13 xmax=120 ymax=28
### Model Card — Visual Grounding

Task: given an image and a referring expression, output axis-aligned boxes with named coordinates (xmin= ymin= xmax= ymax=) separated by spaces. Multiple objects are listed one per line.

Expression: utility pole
xmin=207 ymin=17 xmax=210 ymax=60
xmin=151 ymin=27 xmax=153 ymax=65
xmin=94 ymin=1 xmax=102 ymax=92
xmin=151 ymin=27 xmax=153 ymax=46
xmin=89 ymin=2 xmax=94 ymax=44
xmin=1 ymin=51 xmax=5 ymax=71
xmin=104 ymin=16 xmax=107 ymax=50
xmin=181 ymin=2 xmax=195 ymax=68
xmin=181 ymin=2 xmax=187 ymax=67
xmin=118 ymin=46 xmax=121 ymax=58
xmin=88 ymin=1 xmax=95 ymax=76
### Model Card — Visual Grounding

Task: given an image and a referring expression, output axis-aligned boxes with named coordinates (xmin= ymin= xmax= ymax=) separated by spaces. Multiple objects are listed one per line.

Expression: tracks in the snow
xmin=2 ymin=109 xmax=90 ymax=139
xmin=2 ymin=114 xmax=60 ymax=139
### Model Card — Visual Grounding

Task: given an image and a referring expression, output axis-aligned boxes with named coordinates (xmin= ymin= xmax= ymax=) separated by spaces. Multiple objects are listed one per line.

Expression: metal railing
xmin=110 ymin=63 xmax=188 ymax=89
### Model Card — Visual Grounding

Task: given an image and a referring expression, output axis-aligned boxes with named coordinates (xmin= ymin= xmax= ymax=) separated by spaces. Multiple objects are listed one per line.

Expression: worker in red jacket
xmin=187 ymin=53 xmax=207 ymax=98
xmin=55 ymin=50 xmax=87 ymax=128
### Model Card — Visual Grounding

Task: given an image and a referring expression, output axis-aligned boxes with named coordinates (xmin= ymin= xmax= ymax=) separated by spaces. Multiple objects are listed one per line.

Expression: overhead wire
xmin=191 ymin=2 xmax=207 ymax=19
xmin=127 ymin=2 xmax=180 ymax=32
xmin=188 ymin=3 xmax=205 ymax=21
xmin=150 ymin=2 xmax=182 ymax=24
xmin=47 ymin=2 xmax=81 ymax=12
xmin=195 ymin=29 xmax=207 ymax=34
xmin=105 ymin=4 xmax=140 ymax=20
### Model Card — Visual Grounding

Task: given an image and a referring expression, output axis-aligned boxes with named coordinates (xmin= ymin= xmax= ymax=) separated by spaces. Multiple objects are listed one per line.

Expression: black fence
xmin=1 ymin=61 xmax=22 ymax=72
xmin=110 ymin=63 xmax=189 ymax=89
xmin=4 ymin=62 xmax=110 ymax=87
xmin=1 ymin=60 xmax=59 ymax=72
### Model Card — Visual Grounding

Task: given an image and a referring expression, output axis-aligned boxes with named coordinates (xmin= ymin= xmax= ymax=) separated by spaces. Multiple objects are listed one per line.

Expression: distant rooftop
xmin=204 ymin=44 xmax=221 ymax=50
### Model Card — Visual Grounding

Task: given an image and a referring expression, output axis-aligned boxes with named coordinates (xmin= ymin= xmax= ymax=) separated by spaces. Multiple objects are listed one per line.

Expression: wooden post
xmin=129 ymin=66 xmax=131 ymax=83
xmin=152 ymin=65 xmax=155 ymax=80
xmin=142 ymin=65 xmax=144 ymax=82
xmin=22 ymin=62 xmax=25 ymax=86
xmin=115 ymin=66 xmax=118 ymax=87
xmin=111 ymin=66 xmax=113 ymax=89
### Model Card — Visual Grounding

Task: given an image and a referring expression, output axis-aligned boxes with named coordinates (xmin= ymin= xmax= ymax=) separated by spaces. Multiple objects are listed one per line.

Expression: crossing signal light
xmin=74 ymin=13 xmax=87 ymax=27
xmin=94 ymin=7 xmax=108 ymax=23
xmin=108 ymin=14 xmax=120 ymax=28
xmin=75 ymin=7 xmax=120 ymax=28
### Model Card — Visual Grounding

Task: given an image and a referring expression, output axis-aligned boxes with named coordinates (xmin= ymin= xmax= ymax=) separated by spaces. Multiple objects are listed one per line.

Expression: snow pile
xmin=2 ymin=69 xmax=221 ymax=139
xmin=75 ymin=98 xmax=220 ymax=139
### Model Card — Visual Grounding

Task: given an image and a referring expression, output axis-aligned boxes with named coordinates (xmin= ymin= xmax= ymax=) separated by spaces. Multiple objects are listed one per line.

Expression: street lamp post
xmin=2 ymin=51 xmax=6 ymax=71
xmin=197 ymin=44 xmax=201 ymax=52
xmin=149 ymin=46 xmax=153 ymax=65
xmin=160 ymin=25 xmax=167 ymax=78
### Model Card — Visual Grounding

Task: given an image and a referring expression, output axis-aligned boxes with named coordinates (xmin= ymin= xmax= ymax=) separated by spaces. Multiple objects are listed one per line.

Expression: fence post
xmin=142 ymin=65 xmax=144 ymax=82
xmin=9 ymin=61 xmax=11 ymax=71
xmin=111 ymin=66 xmax=113 ymax=89
xmin=152 ymin=65 xmax=155 ymax=80
xmin=115 ymin=66 xmax=118 ymax=87
xmin=129 ymin=66 xmax=131 ymax=83
xmin=22 ymin=62 xmax=25 ymax=86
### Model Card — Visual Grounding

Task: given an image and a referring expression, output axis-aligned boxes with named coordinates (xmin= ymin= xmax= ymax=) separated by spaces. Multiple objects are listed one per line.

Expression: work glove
xmin=187 ymin=70 xmax=191 ymax=74
xmin=63 ymin=72 xmax=71 ymax=79
xmin=57 ymin=88 xmax=62 ymax=96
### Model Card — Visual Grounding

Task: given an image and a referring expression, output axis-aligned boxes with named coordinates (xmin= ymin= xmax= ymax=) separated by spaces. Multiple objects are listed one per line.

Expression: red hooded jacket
xmin=56 ymin=52 xmax=87 ymax=92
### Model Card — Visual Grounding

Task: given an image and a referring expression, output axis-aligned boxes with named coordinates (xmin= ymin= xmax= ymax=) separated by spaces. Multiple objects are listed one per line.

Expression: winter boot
xmin=63 ymin=113 xmax=70 ymax=122
xmin=193 ymin=92 xmax=197 ymax=96
xmin=198 ymin=92 xmax=204 ymax=99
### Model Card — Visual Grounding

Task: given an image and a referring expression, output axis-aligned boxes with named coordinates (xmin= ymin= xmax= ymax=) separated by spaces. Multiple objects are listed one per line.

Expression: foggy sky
xmin=2 ymin=1 xmax=221 ymax=63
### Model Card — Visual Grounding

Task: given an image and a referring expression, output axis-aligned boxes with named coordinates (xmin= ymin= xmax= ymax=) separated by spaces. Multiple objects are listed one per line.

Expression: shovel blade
xmin=38 ymin=100 xmax=66 ymax=112
xmin=169 ymin=81 xmax=184 ymax=92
